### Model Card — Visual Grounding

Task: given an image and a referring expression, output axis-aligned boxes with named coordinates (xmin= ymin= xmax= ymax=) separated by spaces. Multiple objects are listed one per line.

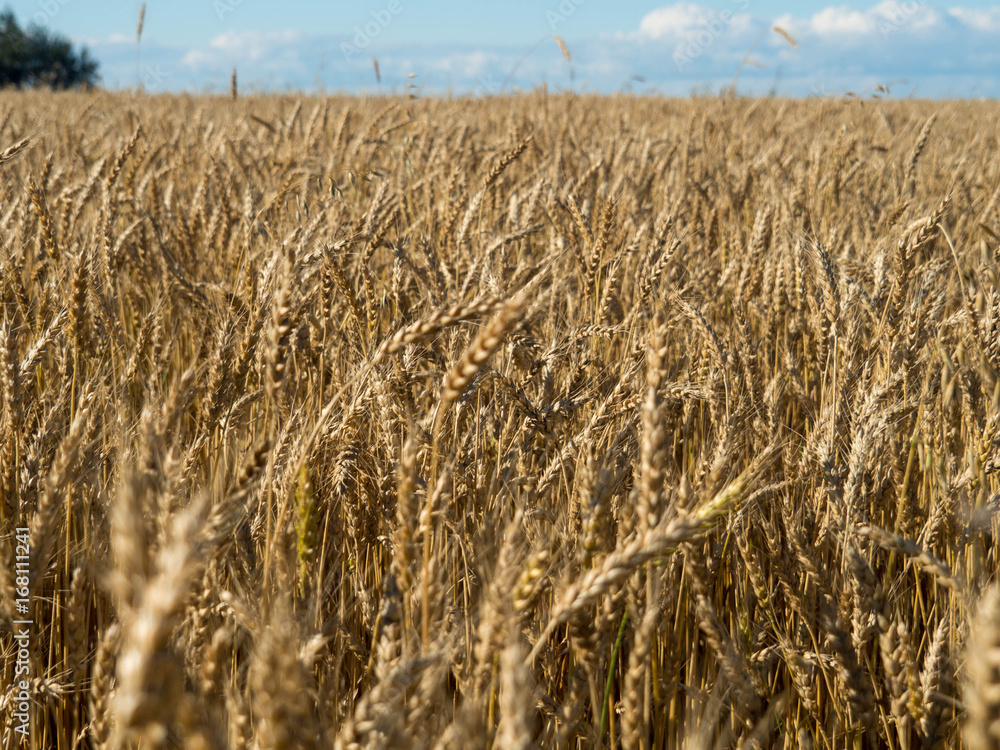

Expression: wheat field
xmin=2 ymin=90 xmax=1000 ymax=749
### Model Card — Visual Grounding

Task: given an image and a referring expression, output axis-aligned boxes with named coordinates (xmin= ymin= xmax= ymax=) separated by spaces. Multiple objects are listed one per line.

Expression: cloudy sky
xmin=7 ymin=0 xmax=1000 ymax=96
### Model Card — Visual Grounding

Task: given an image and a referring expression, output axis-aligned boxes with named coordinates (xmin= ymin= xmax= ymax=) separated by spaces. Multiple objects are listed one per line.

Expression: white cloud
xmin=640 ymin=3 xmax=719 ymax=38
xmin=182 ymin=30 xmax=305 ymax=68
xmin=949 ymin=6 xmax=1000 ymax=30
xmin=430 ymin=50 xmax=496 ymax=76
xmin=810 ymin=6 xmax=878 ymax=34
xmin=210 ymin=30 xmax=302 ymax=57
xmin=638 ymin=3 xmax=755 ymax=40
xmin=623 ymin=2 xmax=1000 ymax=95
xmin=790 ymin=2 xmax=946 ymax=36
xmin=75 ymin=3 xmax=1000 ymax=97
xmin=879 ymin=2 xmax=944 ymax=31
xmin=77 ymin=32 xmax=133 ymax=47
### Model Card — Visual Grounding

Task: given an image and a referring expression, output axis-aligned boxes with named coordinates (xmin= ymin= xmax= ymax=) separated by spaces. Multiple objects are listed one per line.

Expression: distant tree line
xmin=0 ymin=8 xmax=98 ymax=89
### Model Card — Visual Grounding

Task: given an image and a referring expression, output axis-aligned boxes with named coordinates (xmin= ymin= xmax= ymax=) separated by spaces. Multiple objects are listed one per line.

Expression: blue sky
xmin=8 ymin=1 xmax=1000 ymax=96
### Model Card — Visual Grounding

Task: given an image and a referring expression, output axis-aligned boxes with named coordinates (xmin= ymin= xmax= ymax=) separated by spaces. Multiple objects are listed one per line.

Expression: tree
xmin=0 ymin=8 xmax=98 ymax=89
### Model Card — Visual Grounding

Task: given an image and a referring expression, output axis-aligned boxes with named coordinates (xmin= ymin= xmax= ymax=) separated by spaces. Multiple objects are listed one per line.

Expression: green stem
xmin=600 ymin=610 xmax=629 ymax=742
